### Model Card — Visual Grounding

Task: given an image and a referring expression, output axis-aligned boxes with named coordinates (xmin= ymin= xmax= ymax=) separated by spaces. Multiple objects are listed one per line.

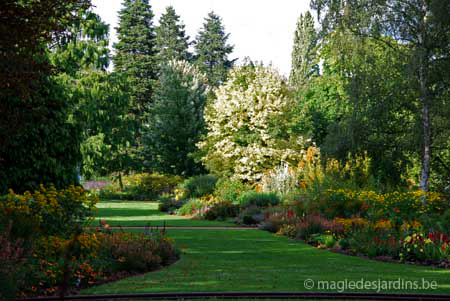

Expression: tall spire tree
xmin=113 ymin=0 xmax=157 ymax=115
xmin=155 ymin=6 xmax=191 ymax=65
xmin=194 ymin=11 xmax=235 ymax=87
xmin=289 ymin=10 xmax=318 ymax=88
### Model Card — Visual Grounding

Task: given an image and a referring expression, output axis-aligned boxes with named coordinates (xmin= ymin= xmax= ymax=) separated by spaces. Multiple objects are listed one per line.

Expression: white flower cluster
xmin=198 ymin=64 xmax=309 ymax=183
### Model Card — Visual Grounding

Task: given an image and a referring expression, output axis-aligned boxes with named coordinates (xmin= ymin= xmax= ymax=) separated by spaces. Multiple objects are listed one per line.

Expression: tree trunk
xmin=418 ymin=1 xmax=431 ymax=192
xmin=118 ymin=171 xmax=124 ymax=191
xmin=419 ymin=86 xmax=431 ymax=192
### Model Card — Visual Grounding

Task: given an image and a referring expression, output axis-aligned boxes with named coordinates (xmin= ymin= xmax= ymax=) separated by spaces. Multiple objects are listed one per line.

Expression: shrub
xmin=260 ymin=162 xmax=299 ymax=195
xmin=237 ymin=191 xmax=280 ymax=208
xmin=131 ymin=173 xmax=183 ymax=200
xmin=400 ymin=232 xmax=449 ymax=263
xmin=214 ymin=178 xmax=252 ymax=204
xmin=258 ymin=207 xmax=299 ymax=234
xmin=308 ymin=234 xmax=337 ymax=248
xmin=203 ymin=202 xmax=239 ymax=220
xmin=177 ymin=198 xmax=205 ymax=216
xmin=236 ymin=206 xmax=264 ymax=225
xmin=0 ymin=223 xmax=29 ymax=300
xmin=158 ymin=194 xmax=186 ymax=213
xmin=346 ymin=226 xmax=401 ymax=258
xmin=311 ymin=189 xmax=369 ymax=219
xmin=295 ymin=214 xmax=344 ymax=241
xmin=1 ymin=185 xmax=98 ymax=237
xmin=99 ymin=173 xmax=182 ymax=200
xmin=98 ymin=232 xmax=179 ymax=272
xmin=180 ymin=174 xmax=218 ymax=199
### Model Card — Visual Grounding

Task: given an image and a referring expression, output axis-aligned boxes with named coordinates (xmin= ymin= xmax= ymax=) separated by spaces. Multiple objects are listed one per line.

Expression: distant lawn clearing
xmin=92 ymin=201 xmax=236 ymax=227
xmin=82 ymin=229 xmax=450 ymax=296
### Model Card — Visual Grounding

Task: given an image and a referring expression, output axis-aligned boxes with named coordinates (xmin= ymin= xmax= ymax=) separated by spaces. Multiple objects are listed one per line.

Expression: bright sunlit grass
xmin=92 ymin=201 xmax=235 ymax=227
xmin=82 ymin=228 xmax=450 ymax=295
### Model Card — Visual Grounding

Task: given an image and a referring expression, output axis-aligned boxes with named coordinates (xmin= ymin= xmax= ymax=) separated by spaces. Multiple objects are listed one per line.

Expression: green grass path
xmin=92 ymin=201 xmax=235 ymax=227
xmin=82 ymin=229 xmax=450 ymax=295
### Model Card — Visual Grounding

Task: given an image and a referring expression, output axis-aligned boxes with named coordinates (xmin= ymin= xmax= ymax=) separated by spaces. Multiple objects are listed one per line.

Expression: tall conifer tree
xmin=194 ymin=11 xmax=234 ymax=87
xmin=289 ymin=11 xmax=318 ymax=88
xmin=113 ymin=0 xmax=157 ymax=115
xmin=155 ymin=6 xmax=191 ymax=65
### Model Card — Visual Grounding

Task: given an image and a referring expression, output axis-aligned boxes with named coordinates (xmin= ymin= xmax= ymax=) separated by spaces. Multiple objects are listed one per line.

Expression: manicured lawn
xmin=82 ymin=229 xmax=450 ymax=295
xmin=92 ymin=201 xmax=236 ymax=227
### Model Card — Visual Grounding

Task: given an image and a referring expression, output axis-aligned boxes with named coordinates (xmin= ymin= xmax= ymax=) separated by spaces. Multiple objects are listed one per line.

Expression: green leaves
xmin=289 ymin=11 xmax=319 ymax=89
xmin=143 ymin=60 xmax=209 ymax=176
xmin=155 ymin=6 xmax=191 ymax=65
xmin=113 ymin=0 xmax=157 ymax=116
xmin=194 ymin=12 xmax=235 ymax=87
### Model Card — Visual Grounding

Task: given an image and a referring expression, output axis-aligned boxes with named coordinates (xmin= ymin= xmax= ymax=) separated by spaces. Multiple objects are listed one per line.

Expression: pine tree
xmin=289 ymin=11 xmax=318 ymax=88
xmin=194 ymin=11 xmax=235 ymax=87
xmin=155 ymin=6 xmax=191 ymax=65
xmin=113 ymin=0 xmax=157 ymax=115
xmin=143 ymin=60 xmax=209 ymax=176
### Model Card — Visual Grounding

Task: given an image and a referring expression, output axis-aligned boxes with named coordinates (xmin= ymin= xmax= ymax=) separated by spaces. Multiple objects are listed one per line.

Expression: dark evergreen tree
xmin=143 ymin=60 xmax=209 ymax=176
xmin=194 ymin=11 xmax=235 ymax=87
xmin=155 ymin=6 xmax=191 ymax=65
xmin=0 ymin=0 xmax=91 ymax=193
xmin=289 ymin=11 xmax=318 ymax=88
xmin=113 ymin=0 xmax=157 ymax=115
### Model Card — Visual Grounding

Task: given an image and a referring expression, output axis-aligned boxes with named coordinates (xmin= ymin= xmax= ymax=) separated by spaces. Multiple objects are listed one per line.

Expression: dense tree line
xmin=1 ymin=0 xmax=448 ymax=194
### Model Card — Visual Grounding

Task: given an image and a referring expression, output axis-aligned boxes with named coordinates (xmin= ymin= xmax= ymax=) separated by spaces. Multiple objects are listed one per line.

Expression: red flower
xmin=287 ymin=210 xmax=295 ymax=219
xmin=393 ymin=208 xmax=400 ymax=213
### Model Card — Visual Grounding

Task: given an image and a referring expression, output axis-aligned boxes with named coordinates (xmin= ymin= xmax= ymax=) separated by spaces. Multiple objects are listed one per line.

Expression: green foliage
xmin=113 ymin=0 xmax=157 ymax=116
xmin=100 ymin=173 xmax=182 ymax=201
xmin=311 ymin=0 xmax=450 ymax=191
xmin=236 ymin=206 xmax=264 ymax=225
xmin=99 ymin=232 xmax=179 ymax=272
xmin=214 ymin=178 xmax=252 ymax=204
xmin=155 ymin=6 xmax=191 ymax=64
xmin=135 ymin=173 xmax=183 ymax=200
xmin=194 ymin=11 xmax=234 ymax=86
xmin=0 ymin=77 xmax=82 ymax=194
xmin=203 ymin=202 xmax=239 ymax=221
xmin=180 ymin=175 xmax=218 ymax=199
xmin=0 ymin=185 xmax=98 ymax=238
xmin=63 ymin=70 xmax=137 ymax=179
xmin=0 ymin=0 xmax=91 ymax=100
xmin=177 ymin=198 xmax=204 ymax=216
xmin=143 ymin=60 xmax=209 ymax=176
xmin=199 ymin=63 xmax=310 ymax=183
xmin=289 ymin=10 xmax=319 ymax=88
xmin=295 ymin=214 xmax=343 ymax=241
xmin=0 ymin=1 xmax=97 ymax=194
xmin=237 ymin=191 xmax=280 ymax=208
xmin=49 ymin=8 xmax=110 ymax=75
xmin=158 ymin=194 xmax=186 ymax=213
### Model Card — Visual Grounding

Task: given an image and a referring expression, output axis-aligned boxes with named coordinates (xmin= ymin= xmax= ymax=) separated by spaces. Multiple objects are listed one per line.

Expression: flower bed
xmin=0 ymin=185 xmax=180 ymax=298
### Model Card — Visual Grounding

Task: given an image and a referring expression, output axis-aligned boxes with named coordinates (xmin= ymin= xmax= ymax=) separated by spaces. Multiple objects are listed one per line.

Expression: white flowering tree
xmin=198 ymin=63 xmax=311 ymax=183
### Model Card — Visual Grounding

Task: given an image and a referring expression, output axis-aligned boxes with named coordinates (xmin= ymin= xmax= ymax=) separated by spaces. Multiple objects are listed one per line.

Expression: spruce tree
xmin=194 ymin=11 xmax=234 ymax=87
xmin=155 ymin=6 xmax=191 ymax=65
xmin=143 ymin=60 xmax=209 ymax=176
xmin=113 ymin=0 xmax=157 ymax=115
xmin=289 ymin=11 xmax=318 ymax=88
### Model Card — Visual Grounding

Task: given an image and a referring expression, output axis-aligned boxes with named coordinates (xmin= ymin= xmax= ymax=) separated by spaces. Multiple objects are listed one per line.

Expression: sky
xmin=91 ymin=0 xmax=312 ymax=76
